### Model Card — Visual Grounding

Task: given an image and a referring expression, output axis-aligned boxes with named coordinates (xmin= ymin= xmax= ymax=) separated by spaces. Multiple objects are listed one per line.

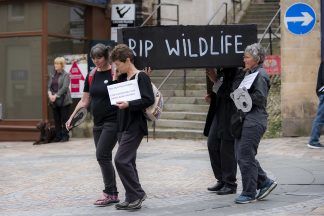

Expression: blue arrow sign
xmin=284 ymin=3 xmax=316 ymax=35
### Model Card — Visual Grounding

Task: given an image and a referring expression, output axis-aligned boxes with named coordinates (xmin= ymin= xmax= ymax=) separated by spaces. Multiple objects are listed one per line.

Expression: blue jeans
xmin=309 ymin=94 xmax=324 ymax=145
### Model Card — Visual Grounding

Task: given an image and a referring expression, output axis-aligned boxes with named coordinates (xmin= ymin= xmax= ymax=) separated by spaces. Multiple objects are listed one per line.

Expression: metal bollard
xmin=0 ymin=103 xmax=2 ymax=120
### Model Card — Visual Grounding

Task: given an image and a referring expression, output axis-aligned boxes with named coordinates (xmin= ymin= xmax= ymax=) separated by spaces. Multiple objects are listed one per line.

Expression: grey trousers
xmin=93 ymin=122 xmax=118 ymax=195
xmin=235 ymin=124 xmax=268 ymax=198
xmin=115 ymin=129 xmax=146 ymax=202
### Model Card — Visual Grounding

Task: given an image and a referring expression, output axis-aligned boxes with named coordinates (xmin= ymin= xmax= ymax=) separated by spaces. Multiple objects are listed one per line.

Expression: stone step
xmin=159 ymin=89 xmax=207 ymax=97
xmin=160 ymin=111 xmax=207 ymax=121
xmin=150 ymin=69 xmax=206 ymax=77
xmin=164 ymin=103 xmax=209 ymax=112
xmin=150 ymin=76 xmax=207 ymax=85
xmin=158 ymin=83 xmax=206 ymax=90
xmin=166 ymin=97 xmax=207 ymax=105
xmin=249 ymin=3 xmax=280 ymax=9
xmin=148 ymin=128 xmax=206 ymax=140
xmin=151 ymin=119 xmax=205 ymax=130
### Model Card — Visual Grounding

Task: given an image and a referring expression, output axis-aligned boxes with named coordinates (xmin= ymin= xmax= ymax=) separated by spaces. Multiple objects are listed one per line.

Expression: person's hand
xmin=65 ymin=118 xmax=72 ymax=131
xmin=204 ymin=94 xmax=211 ymax=104
xmin=115 ymin=101 xmax=129 ymax=109
xmin=144 ymin=67 xmax=152 ymax=76
xmin=206 ymin=68 xmax=217 ymax=83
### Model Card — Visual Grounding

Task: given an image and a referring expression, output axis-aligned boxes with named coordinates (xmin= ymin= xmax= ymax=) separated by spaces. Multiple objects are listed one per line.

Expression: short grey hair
xmin=244 ymin=43 xmax=266 ymax=64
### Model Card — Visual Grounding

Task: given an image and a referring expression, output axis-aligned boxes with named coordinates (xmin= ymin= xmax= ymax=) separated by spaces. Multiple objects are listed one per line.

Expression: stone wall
xmin=281 ymin=0 xmax=321 ymax=136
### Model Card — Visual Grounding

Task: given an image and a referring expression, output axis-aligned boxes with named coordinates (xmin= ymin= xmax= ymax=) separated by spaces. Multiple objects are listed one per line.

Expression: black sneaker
xmin=126 ymin=194 xmax=147 ymax=210
xmin=307 ymin=143 xmax=324 ymax=149
xmin=256 ymin=180 xmax=277 ymax=200
xmin=115 ymin=201 xmax=129 ymax=210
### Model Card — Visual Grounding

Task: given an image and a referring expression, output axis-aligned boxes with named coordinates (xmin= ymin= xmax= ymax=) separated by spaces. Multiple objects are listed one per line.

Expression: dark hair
xmin=90 ymin=43 xmax=110 ymax=60
xmin=111 ymin=44 xmax=134 ymax=63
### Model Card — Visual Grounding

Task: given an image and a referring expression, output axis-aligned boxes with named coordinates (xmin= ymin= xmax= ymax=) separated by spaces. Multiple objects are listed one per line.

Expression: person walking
xmin=308 ymin=61 xmax=324 ymax=149
xmin=48 ymin=57 xmax=72 ymax=142
xmin=110 ymin=44 xmax=154 ymax=210
xmin=66 ymin=44 xmax=120 ymax=206
xmin=204 ymin=68 xmax=238 ymax=195
xmin=233 ymin=43 xmax=277 ymax=204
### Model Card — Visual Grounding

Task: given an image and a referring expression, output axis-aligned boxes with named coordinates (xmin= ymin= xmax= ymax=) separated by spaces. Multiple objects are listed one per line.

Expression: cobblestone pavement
xmin=1 ymin=137 xmax=324 ymax=216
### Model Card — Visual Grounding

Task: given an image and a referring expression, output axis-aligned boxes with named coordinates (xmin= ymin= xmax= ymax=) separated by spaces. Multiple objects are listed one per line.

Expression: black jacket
xmin=316 ymin=62 xmax=324 ymax=96
xmin=110 ymin=72 xmax=154 ymax=135
xmin=203 ymin=68 xmax=239 ymax=140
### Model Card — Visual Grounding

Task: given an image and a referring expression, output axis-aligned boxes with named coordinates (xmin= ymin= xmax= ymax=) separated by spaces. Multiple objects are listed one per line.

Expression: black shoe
xmin=53 ymin=137 xmax=61 ymax=142
xmin=60 ymin=137 xmax=69 ymax=142
xmin=207 ymin=181 xmax=224 ymax=192
xmin=127 ymin=194 xmax=147 ymax=210
xmin=216 ymin=186 xmax=237 ymax=195
xmin=115 ymin=201 xmax=130 ymax=210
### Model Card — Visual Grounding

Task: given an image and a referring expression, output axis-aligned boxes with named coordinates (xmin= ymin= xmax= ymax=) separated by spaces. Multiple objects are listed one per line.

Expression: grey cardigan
xmin=47 ymin=70 xmax=72 ymax=107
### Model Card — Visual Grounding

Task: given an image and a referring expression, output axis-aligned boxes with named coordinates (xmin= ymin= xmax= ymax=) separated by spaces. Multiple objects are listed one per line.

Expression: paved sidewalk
xmin=1 ymin=137 xmax=324 ymax=216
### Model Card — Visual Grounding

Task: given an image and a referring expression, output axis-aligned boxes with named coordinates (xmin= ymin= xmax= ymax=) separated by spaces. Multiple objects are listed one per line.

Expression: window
xmin=0 ymin=37 xmax=42 ymax=119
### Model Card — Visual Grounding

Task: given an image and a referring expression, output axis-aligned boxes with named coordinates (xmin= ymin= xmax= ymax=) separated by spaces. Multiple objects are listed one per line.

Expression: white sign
xmin=238 ymin=71 xmax=259 ymax=90
xmin=63 ymin=54 xmax=88 ymax=99
xmin=111 ymin=4 xmax=135 ymax=23
xmin=107 ymin=79 xmax=141 ymax=105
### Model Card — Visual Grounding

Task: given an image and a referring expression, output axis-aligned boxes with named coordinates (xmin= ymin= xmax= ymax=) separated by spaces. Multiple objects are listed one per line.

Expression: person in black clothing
xmin=66 ymin=44 xmax=120 ymax=206
xmin=48 ymin=57 xmax=72 ymax=142
xmin=204 ymin=68 xmax=238 ymax=195
xmin=110 ymin=44 xmax=154 ymax=210
xmin=308 ymin=61 xmax=324 ymax=148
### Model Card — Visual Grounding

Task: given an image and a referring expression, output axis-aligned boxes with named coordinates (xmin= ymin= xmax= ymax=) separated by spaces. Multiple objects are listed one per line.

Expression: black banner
xmin=117 ymin=25 xmax=257 ymax=69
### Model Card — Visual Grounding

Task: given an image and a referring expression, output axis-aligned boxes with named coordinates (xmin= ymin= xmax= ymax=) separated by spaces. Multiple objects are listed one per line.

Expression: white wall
xmin=160 ymin=0 xmax=242 ymax=25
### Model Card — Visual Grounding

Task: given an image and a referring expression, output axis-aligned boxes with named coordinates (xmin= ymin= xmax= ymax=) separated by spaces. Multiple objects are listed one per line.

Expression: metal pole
xmin=225 ymin=3 xmax=228 ymax=24
xmin=269 ymin=26 xmax=273 ymax=55
xmin=233 ymin=0 xmax=236 ymax=23
xmin=157 ymin=0 xmax=161 ymax=26
xmin=183 ymin=69 xmax=187 ymax=97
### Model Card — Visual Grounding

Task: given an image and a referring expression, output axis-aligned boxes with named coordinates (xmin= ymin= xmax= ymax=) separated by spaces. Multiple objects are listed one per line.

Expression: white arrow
xmin=285 ymin=12 xmax=314 ymax=26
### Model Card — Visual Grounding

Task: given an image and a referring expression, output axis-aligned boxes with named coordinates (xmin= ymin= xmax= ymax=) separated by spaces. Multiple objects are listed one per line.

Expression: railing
xmin=208 ymin=2 xmax=228 ymax=25
xmin=141 ymin=3 xmax=179 ymax=27
xmin=258 ymin=8 xmax=281 ymax=55
xmin=232 ymin=0 xmax=242 ymax=23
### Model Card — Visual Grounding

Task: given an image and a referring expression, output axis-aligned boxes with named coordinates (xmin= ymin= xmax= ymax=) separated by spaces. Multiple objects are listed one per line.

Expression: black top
xmin=316 ymin=62 xmax=324 ymax=96
xmin=50 ymin=72 xmax=61 ymax=93
xmin=83 ymin=69 xmax=117 ymax=126
xmin=203 ymin=68 xmax=238 ymax=140
xmin=109 ymin=72 xmax=154 ymax=135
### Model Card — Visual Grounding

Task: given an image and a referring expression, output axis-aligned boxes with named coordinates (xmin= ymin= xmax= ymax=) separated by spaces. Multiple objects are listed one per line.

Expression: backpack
xmin=135 ymin=71 xmax=163 ymax=121
xmin=88 ymin=67 xmax=97 ymax=87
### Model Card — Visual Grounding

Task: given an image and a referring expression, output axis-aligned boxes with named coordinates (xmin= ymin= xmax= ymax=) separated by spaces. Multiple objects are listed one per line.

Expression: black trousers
xmin=115 ymin=129 xmax=145 ymax=203
xmin=52 ymin=105 xmax=70 ymax=139
xmin=235 ymin=124 xmax=268 ymax=198
xmin=207 ymin=115 xmax=237 ymax=188
xmin=93 ymin=122 xmax=118 ymax=195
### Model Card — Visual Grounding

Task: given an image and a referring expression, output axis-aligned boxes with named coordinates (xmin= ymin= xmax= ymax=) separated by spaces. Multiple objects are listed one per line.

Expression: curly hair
xmin=111 ymin=44 xmax=134 ymax=63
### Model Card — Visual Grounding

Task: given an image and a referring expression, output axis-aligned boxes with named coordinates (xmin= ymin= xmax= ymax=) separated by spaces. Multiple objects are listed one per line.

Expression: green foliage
xmin=264 ymin=75 xmax=282 ymax=138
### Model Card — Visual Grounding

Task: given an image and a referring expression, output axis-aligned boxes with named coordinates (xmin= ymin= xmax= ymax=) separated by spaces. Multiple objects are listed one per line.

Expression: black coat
xmin=203 ymin=68 xmax=242 ymax=140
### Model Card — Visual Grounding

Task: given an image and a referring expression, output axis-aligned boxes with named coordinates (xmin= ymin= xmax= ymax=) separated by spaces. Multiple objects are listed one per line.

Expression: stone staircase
xmin=239 ymin=0 xmax=280 ymax=54
xmin=148 ymin=69 xmax=208 ymax=139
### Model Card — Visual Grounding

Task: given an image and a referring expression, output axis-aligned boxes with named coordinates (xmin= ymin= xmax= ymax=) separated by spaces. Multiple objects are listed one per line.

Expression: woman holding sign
xmin=66 ymin=44 xmax=120 ymax=206
xmin=233 ymin=43 xmax=277 ymax=204
xmin=110 ymin=44 xmax=154 ymax=210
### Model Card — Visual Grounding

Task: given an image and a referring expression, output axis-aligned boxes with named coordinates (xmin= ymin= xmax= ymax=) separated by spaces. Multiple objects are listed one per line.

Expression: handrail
xmin=258 ymin=8 xmax=281 ymax=44
xmin=141 ymin=3 xmax=179 ymax=27
xmin=208 ymin=2 xmax=228 ymax=25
